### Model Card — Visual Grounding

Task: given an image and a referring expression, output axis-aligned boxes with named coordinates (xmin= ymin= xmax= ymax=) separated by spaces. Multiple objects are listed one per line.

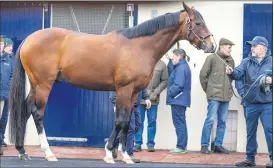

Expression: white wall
xmin=137 ymin=1 xmax=271 ymax=153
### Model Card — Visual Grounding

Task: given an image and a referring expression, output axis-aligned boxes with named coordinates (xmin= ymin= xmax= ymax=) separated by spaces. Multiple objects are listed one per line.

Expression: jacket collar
xmin=216 ymin=50 xmax=233 ymax=62
xmin=174 ymin=59 xmax=187 ymax=68
xmin=0 ymin=54 xmax=9 ymax=61
xmin=249 ymin=50 xmax=271 ymax=64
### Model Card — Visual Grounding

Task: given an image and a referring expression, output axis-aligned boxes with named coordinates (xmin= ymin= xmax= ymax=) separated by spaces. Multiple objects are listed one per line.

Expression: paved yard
xmin=0 ymin=146 xmax=269 ymax=167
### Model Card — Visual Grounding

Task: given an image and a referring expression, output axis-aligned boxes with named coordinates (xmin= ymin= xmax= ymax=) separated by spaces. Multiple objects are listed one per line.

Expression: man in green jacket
xmin=134 ymin=60 xmax=168 ymax=152
xmin=199 ymin=38 xmax=235 ymax=154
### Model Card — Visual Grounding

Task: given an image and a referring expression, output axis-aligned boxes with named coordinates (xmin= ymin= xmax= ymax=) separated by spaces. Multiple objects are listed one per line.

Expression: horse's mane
xmin=117 ymin=10 xmax=183 ymax=39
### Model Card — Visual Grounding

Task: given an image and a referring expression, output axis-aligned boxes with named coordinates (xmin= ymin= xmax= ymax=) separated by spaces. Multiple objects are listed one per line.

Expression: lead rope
xmin=214 ymin=53 xmax=240 ymax=98
xmin=215 ymin=53 xmax=271 ymax=99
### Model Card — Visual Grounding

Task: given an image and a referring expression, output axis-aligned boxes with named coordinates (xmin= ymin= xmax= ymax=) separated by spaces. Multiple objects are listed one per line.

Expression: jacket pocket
xmin=174 ymin=92 xmax=183 ymax=99
xmin=207 ymin=84 xmax=222 ymax=98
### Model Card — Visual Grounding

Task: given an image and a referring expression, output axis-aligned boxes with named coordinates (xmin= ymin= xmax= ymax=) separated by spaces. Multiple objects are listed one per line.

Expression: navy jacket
xmin=109 ymin=89 xmax=149 ymax=106
xmin=235 ymin=78 xmax=246 ymax=106
xmin=0 ymin=53 xmax=15 ymax=100
xmin=166 ymin=59 xmax=191 ymax=107
xmin=229 ymin=51 xmax=272 ymax=104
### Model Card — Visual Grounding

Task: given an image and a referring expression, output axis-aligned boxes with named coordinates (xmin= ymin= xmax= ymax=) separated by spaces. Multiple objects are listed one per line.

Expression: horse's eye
xmin=195 ymin=22 xmax=201 ymax=26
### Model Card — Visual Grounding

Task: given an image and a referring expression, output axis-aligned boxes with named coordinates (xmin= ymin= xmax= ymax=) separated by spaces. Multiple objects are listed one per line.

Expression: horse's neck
xmin=142 ymin=27 xmax=180 ymax=63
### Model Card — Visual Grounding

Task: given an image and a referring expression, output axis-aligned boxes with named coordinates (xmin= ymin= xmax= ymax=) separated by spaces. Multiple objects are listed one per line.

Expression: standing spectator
xmin=199 ymin=38 xmax=235 ymax=154
xmin=167 ymin=48 xmax=191 ymax=154
xmin=226 ymin=36 xmax=272 ymax=168
xmin=134 ymin=60 xmax=168 ymax=152
xmin=0 ymin=37 xmax=15 ymax=155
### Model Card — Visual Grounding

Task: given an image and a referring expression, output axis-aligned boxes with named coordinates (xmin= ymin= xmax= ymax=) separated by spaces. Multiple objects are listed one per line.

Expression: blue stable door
xmin=243 ymin=4 xmax=273 ymax=58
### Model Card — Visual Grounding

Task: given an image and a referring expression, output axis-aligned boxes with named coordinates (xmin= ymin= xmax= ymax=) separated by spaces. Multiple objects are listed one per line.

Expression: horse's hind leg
xmin=30 ymin=86 xmax=58 ymax=161
xmin=16 ymin=93 xmax=32 ymax=160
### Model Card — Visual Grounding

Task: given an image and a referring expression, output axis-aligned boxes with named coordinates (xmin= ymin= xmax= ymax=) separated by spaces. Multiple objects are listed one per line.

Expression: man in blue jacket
xmin=226 ymin=36 xmax=272 ymax=168
xmin=235 ymin=77 xmax=247 ymax=118
xmin=108 ymin=89 xmax=151 ymax=163
xmin=0 ymin=37 xmax=14 ymax=155
xmin=166 ymin=48 xmax=191 ymax=154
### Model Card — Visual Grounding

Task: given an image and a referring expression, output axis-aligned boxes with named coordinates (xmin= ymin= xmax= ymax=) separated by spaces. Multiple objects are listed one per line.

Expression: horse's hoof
xmin=45 ymin=155 xmax=58 ymax=161
xmin=122 ymin=158 xmax=134 ymax=164
xmin=103 ymin=157 xmax=115 ymax=164
xmin=19 ymin=154 xmax=31 ymax=161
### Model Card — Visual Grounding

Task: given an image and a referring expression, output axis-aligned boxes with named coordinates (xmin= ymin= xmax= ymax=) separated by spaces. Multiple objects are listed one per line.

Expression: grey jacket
xmin=141 ymin=60 xmax=168 ymax=105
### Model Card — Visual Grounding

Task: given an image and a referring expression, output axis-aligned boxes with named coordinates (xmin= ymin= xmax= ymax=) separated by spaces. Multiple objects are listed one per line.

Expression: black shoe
xmin=2 ymin=141 xmax=7 ymax=147
xmin=211 ymin=141 xmax=215 ymax=151
xmin=200 ymin=146 xmax=210 ymax=154
xmin=133 ymin=145 xmax=142 ymax=152
xmin=213 ymin=145 xmax=229 ymax=154
xmin=147 ymin=146 xmax=155 ymax=152
xmin=130 ymin=155 xmax=140 ymax=163
xmin=266 ymin=160 xmax=273 ymax=168
xmin=235 ymin=159 xmax=256 ymax=167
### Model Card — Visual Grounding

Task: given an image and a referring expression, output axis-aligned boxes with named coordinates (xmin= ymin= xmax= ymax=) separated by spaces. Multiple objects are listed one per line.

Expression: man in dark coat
xmin=0 ymin=37 xmax=15 ymax=155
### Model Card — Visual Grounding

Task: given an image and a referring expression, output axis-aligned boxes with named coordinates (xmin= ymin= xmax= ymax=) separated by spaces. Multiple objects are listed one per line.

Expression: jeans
xmin=171 ymin=105 xmax=188 ymax=150
xmin=134 ymin=104 xmax=158 ymax=147
xmin=115 ymin=107 xmax=140 ymax=156
xmin=245 ymin=103 xmax=273 ymax=161
xmin=201 ymin=100 xmax=229 ymax=147
xmin=0 ymin=99 xmax=9 ymax=143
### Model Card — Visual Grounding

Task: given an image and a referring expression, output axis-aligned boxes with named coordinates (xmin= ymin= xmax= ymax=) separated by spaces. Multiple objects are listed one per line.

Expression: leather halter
xmin=185 ymin=13 xmax=216 ymax=52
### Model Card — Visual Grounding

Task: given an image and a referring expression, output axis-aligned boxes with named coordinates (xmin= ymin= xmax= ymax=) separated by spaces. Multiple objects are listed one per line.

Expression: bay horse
xmin=8 ymin=2 xmax=216 ymax=164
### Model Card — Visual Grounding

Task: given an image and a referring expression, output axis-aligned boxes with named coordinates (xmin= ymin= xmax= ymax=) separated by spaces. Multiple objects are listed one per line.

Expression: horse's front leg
xmin=117 ymin=92 xmax=138 ymax=164
xmin=104 ymin=118 xmax=122 ymax=164
xmin=104 ymin=85 xmax=134 ymax=164
xmin=117 ymin=108 xmax=133 ymax=164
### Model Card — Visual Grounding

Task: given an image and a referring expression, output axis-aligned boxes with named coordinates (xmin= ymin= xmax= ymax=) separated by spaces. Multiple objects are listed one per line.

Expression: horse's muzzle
xmin=204 ymin=43 xmax=217 ymax=53
xmin=202 ymin=36 xmax=217 ymax=53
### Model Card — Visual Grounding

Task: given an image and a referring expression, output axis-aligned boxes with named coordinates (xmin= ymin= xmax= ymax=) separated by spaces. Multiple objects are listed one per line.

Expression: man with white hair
xmin=226 ymin=36 xmax=272 ymax=168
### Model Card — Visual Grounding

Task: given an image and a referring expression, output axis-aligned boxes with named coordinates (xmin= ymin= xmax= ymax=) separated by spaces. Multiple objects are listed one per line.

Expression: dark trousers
xmin=0 ymin=99 xmax=9 ymax=143
xmin=245 ymin=103 xmax=272 ymax=161
xmin=171 ymin=105 xmax=188 ymax=150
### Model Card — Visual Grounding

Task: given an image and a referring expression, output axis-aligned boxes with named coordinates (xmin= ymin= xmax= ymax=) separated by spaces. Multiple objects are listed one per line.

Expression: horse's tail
xmin=9 ymin=41 xmax=28 ymax=146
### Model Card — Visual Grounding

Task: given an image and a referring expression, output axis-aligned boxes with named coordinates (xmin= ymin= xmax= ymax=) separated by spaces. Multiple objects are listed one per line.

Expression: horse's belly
xmin=73 ymin=82 xmax=115 ymax=91
xmin=60 ymin=69 xmax=115 ymax=91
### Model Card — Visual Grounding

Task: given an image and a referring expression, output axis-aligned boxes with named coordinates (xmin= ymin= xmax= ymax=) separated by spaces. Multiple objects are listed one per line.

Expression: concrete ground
xmin=0 ymin=146 xmax=269 ymax=167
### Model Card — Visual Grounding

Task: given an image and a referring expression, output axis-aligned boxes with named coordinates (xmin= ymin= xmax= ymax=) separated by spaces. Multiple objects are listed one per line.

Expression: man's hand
xmin=265 ymin=76 xmax=272 ymax=84
xmin=145 ymin=99 xmax=151 ymax=109
xmin=226 ymin=66 xmax=233 ymax=74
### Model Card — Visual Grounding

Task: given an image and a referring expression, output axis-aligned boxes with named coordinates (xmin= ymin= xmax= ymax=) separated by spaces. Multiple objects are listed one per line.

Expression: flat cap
xmin=219 ymin=38 xmax=234 ymax=46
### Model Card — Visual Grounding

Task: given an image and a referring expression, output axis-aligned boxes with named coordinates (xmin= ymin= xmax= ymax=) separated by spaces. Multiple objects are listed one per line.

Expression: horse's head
xmin=179 ymin=2 xmax=216 ymax=53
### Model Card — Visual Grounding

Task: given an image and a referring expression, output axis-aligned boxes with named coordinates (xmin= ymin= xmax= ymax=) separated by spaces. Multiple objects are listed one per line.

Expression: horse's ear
xmin=182 ymin=2 xmax=194 ymax=19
